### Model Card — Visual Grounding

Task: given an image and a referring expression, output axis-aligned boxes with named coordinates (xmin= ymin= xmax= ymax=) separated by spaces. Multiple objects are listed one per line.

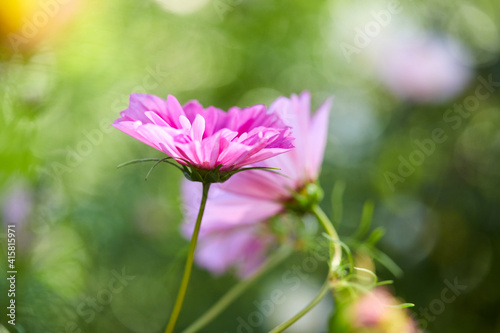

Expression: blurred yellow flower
xmin=0 ymin=0 xmax=80 ymax=52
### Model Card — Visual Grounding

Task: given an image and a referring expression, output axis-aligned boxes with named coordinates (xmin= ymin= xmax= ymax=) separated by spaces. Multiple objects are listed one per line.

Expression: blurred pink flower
xmin=113 ymin=93 xmax=294 ymax=173
xmin=376 ymin=34 xmax=471 ymax=103
xmin=348 ymin=288 xmax=419 ymax=333
xmin=1 ymin=181 xmax=33 ymax=227
xmin=354 ymin=288 xmax=395 ymax=327
xmin=182 ymin=92 xmax=332 ymax=277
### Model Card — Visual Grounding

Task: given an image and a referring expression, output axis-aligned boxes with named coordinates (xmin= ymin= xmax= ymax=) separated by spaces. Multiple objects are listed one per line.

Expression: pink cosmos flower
xmin=353 ymin=288 xmax=395 ymax=327
xmin=347 ymin=288 xmax=420 ymax=333
xmin=182 ymin=91 xmax=332 ymax=277
xmin=113 ymin=93 xmax=294 ymax=174
xmin=375 ymin=33 xmax=471 ymax=103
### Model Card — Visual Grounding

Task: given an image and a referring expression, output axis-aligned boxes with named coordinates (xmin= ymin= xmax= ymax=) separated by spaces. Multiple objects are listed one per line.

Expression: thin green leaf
xmin=390 ymin=303 xmax=415 ymax=309
xmin=354 ymin=267 xmax=378 ymax=286
xmin=331 ymin=180 xmax=346 ymax=226
xmin=365 ymin=227 xmax=385 ymax=246
xmin=352 ymin=200 xmax=374 ymax=240
xmin=234 ymin=166 xmax=286 ymax=177
xmin=376 ymin=280 xmax=394 ymax=286
xmin=145 ymin=158 xmax=183 ymax=181
xmin=117 ymin=158 xmax=163 ymax=169
xmin=367 ymin=246 xmax=403 ymax=278
xmin=340 ymin=281 xmax=372 ymax=294
xmin=239 ymin=166 xmax=281 ymax=171
xmin=163 ymin=160 xmax=185 ymax=172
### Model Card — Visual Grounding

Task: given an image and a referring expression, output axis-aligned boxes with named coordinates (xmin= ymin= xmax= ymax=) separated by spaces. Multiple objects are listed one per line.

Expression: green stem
xmin=182 ymin=246 xmax=292 ymax=333
xmin=269 ymin=205 xmax=343 ymax=333
xmin=269 ymin=280 xmax=330 ymax=333
xmin=165 ymin=182 xmax=211 ymax=333
xmin=312 ymin=204 xmax=342 ymax=276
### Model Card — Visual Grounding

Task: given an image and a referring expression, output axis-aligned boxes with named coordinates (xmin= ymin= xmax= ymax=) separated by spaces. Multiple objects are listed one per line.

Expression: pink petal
xmin=190 ymin=114 xmax=205 ymax=141
xmin=306 ymin=97 xmax=332 ymax=180
xmin=114 ymin=93 xmax=293 ymax=171
xmin=165 ymin=95 xmax=186 ymax=128
xmin=181 ymin=180 xmax=282 ymax=235
xmin=125 ymin=93 xmax=168 ymax=124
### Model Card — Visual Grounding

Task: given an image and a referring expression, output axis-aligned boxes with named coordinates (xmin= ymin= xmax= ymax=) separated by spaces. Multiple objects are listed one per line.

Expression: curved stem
xmin=269 ymin=206 xmax=343 ymax=333
xmin=269 ymin=280 xmax=330 ymax=333
xmin=183 ymin=246 xmax=292 ymax=333
xmin=165 ymin=182 xmax=211 ymax=333
xmin=312 ymin=204 xmax=342 ymax=276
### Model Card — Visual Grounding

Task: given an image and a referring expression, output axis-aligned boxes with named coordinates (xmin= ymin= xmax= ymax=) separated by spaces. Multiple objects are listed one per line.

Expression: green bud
xmin=285 ymin=182 xmax=324 ymax=213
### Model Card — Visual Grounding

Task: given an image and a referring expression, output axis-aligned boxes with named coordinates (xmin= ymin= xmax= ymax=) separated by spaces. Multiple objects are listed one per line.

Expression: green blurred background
xmin=1 ymin=0 xmax=500 ymax=332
